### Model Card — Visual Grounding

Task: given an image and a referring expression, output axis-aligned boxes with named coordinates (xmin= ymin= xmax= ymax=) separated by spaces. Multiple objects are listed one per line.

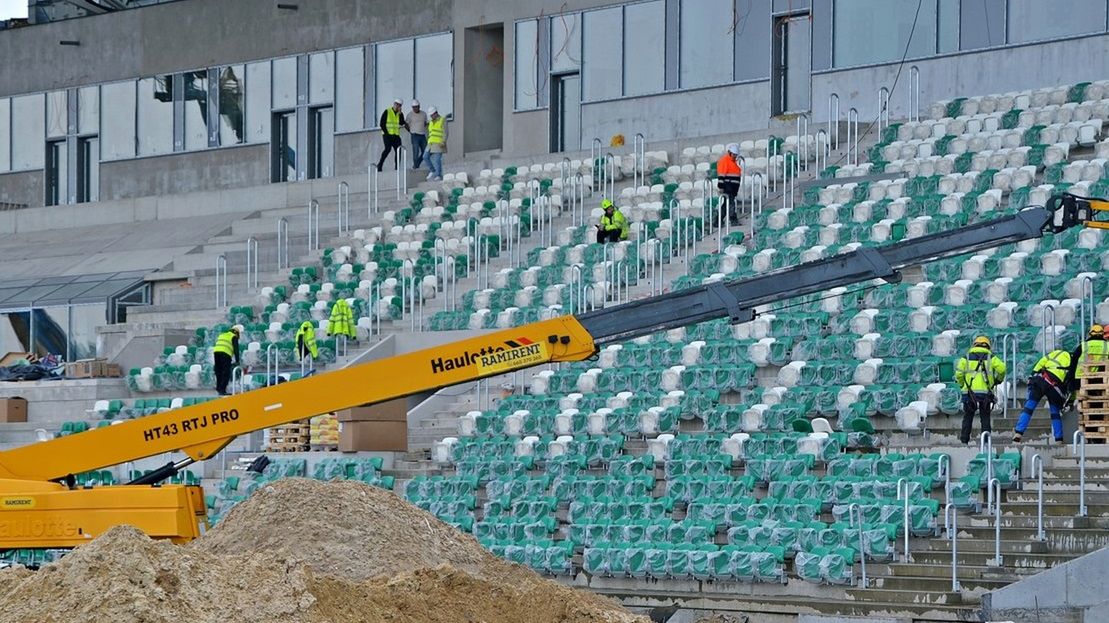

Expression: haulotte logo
xmin=430 ymin=337 xmax=536 ymax=373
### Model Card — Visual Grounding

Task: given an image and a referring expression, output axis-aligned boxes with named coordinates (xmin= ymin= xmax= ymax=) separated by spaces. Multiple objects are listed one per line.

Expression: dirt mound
xmin=0 ymin=525 xmax=317 ymax=623
xmin=194 ymin=477 xmax=492 ymax=580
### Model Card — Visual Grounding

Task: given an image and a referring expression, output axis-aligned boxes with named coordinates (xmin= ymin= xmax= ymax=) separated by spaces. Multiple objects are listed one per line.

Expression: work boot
xmin=1012 ymin=432 xmax=1022 ymax=443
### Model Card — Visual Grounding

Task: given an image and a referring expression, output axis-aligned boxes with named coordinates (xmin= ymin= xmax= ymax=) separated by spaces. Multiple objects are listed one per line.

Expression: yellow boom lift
xmin=0 ymin=194 xmax=1103 ymax=550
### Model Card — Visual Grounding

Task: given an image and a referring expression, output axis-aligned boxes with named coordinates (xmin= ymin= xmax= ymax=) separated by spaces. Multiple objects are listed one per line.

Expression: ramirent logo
xmin=478 ymin=343 xmax=542 ymax=367
xmin=430 ymin=337 xmax=534 ymax=373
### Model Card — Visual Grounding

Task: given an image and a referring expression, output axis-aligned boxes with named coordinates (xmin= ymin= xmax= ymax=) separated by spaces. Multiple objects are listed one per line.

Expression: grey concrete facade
xmin=981 ymin=546 xmax=1109 ymax=622
xmin=1 ymin=0 xmax=1107 ymax=212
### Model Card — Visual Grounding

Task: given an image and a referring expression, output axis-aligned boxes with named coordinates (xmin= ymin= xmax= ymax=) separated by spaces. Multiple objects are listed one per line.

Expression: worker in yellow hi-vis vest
xmin=1013 ymin=348 xmax=1072 ymax=444
xmin=954 ymin=335 xmax=1007 ymax=444
xmin=375 ymin=98 xmax=407 ymax=172
xmin=212 ymin=325 xmax=241 ymax=396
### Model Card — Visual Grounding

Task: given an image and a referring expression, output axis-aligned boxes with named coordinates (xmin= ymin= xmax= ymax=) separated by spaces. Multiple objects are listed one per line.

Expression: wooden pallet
xmin=1079 ymin=405 xmax=1109 ymax=419
xmin=310 ymin=444 xmax=339 ymax=452
xmin=268 ymin=435 xmax=309 ymax=445
xmin=266 ymin=443 xmax=310 ymax=452
xmin=1078 ymin=420 xmax=1109 ymax=443
xmin=271 ymin=425 xmax=310 ymax=435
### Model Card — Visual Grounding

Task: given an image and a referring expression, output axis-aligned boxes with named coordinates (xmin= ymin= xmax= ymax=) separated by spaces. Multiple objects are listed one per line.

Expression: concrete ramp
xmin=981 ymin=546 xmax=1107 ymax=623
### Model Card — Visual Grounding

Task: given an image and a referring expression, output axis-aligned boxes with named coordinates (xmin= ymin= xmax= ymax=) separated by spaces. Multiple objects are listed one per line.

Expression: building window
xmin=78 ymin=86 xmax=99 ymax=135
xmin=833 ymin=0 xmax=938 ymax=68
xmin=46 ymin=90 xmax=67 ymax=140
xmin=415 ymin=33 xmax=454 ymax=117
xmin=335 ymin=47 xmax=365 ymax=132
xmin=375 ymin=39 xmax=415 ymax=118
xmin=100 ymin=81 xmax=135 ymax=161
xmin=625 ymin=0 xmax=666 ymax=96
xmin=183 ymin=70 xmax=209 ymax=151
xmin=136 ymin=76 xmax=174 ymax=157
xmin=218 ymin=65 xmax=246 ymax=146
xmin=515 ymin=19 xmax=539 ymax=110
xmin=550 ymin=12 xmax=582 ymax=73
xmin=679 ymin=0 xmax=734 ymax=89
xmin=0 ymin=98 xmax=10 ymax=173
xmin=245 ymin=61 xmax=271 ymax=143
xmin=1007 ymin=0 xmax=1107 ymax=43
xmin=11 ymin=94 xmax=45 ymax=171
xmin=309 ymin=51 xmax=334 ymax=105
xmin=272 ymin=56 xmax=298 ymax=110
xmin=583 ymin=7 xmax=622 ymax=101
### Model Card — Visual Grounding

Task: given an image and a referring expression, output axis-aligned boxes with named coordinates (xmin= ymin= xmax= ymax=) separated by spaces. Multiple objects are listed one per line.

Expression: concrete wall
xmin=0 ymin=171 xmax=42 ymax=208
xmin=981 ymin=546 xmax=1109 ymax=623
xmin=99 ymin=144 xmax=268 ymax=201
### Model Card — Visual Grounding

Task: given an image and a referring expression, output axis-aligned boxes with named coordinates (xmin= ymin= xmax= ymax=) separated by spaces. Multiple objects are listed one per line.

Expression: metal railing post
xmin=245 ymin=236 xmax=259 ymax=291
xmin=1080 ymin=275 xmax=1095 ymax=333
xmin=1031 ymin=454 xmax=1045 ymax=542
xmin=944 ymin=504 xmax=961 ymax=592
xmin=796 ymin=113 xmax=809 ymax=171
xmin=231 ymin=366 xmax=243 ymax=395
xmin=878 ymin=87 xmax=890 ymax=136
xmin=938 ymin=454 xmax=951 ymax=509
xmin=981 ymin=431 xmax=994 ymax=513
xmin=815 ymin=129 xmax=828 ymax=175
xmin=369 ymin=163 xmax=378 ymax=217
xmin=1042 ymin=303 xmax=1057 ymax=355
xmin=371 ymin=282 xmax=382 ymax=336
xmin=214 ymin=255 xmax=227 ymax=309
xmin=897 ymin=478 xmax=911 ymax=561
xmin=989 ymin=478 xmax=1003 ymax=567
xmin=591 ymin=138 xmax=602 ymax=177
xmin=1073 ymin=431 xmax=1087 ymax=517
xmin=277 ymin=218 xmax=289 ymax=271
xmin=848 ymin=108 xmax=860 ymax=166
xmin=1001 ymin=333 xmax=1019 ymax=413
xmin=395 ymin=146 xmax=408 ymax=200
xmin=605 ymin=152 xmax=616 ymax=200
xmin=909 ymin=66 xmax=920 ymax=122
xmin=828 ymin=93 xmax=840 ymax=149
xmin=634 ymin=132 xmax=646 ymax=188
xmin=307 ymin=199 xmax=320 ymax=252
xmin=848 ymin=503 xmax=867 ymax=587
xmin=338 ymin=181 xmax=350 ymax=236
xmin=265 ymin=343 xmax=277 ymax=386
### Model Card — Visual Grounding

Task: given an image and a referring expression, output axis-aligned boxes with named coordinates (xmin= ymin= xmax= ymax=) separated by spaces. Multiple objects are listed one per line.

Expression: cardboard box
xmin=339 ymin=420 xmax=407 ymax=452
xmin=336 ymin=398 xmax=407 ymax=422
xmin=104 ymin=363 xmax=122 ymax=378
xmin=0 ymin=398 xmax=27 ymax=423
xmin=65 ymin=359 xmax=119 ymax=378
xmin=0 ymin=352 xmax=33 ymax=367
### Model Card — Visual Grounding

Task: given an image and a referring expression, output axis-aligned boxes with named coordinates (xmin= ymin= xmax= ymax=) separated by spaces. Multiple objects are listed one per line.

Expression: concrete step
xmin=844 ymin=587 xmax=963 ymax=606
xmin=987 ymin=500 xmax=1109 ymax=516
xmin=948 ymin=526 xmax=1109 ymax=552
xmin=868 ymin=573 xmax=1010 ymax=592
xmin=924 ymin=538 xmax=1050 ymax=554
xmin=907 ymin=549 xmax=1078 ymax=569
xmin=965 ymin=514 xmax=1109 ymax=529
xmin=1004 ymin=489 xmax=1109 ymax=504
xmin=873 ymin=562 xmax=1042 ymax=581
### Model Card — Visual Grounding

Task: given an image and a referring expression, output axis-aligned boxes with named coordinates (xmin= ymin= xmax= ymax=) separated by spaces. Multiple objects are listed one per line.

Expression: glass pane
xmin=679 ymin=0 xmax=733 ymax=89
xmin=375 ymin=39 xmax=415 ymax=119
xmin=272 ymin=56 xmax=298 ymax=109
xmin=78 ymin=86 xmax=99 ymax=134
xmin=100 ymin=81 xmax=135 ymax=161
xmin=137 ymin=76 xmax=174 ymax=157
xmin=583 ymin=7 xmax=622 ymax=101
xmin=309 ymin=51 xmax=334 ymax=104
xmin=218 ymin=65 xmax=246 ymax=146
xmin=0 ymin=98 xmax=9 ymax=172
xmin=335 ymin=47 xmax=365 ymax=132
xmin=80 ymin=137 xmax=99 ymax=203
xmin=11 ymin=94 xmax=45 ymax=171
xmin=33 ymin=306 xmax=68 ymax=359
xmin=550 ymin=12 xmax=582 ymax=73
xmin=183 ymin=70 xmax=208 ymax=151
xmin=245 ymin=61 xmax=271 ymax=143
xmin=629 ymin=1 xmax=660 ymax=95
xmin=515 ymin=20 xmax=539 ymax=110
xmin=785 ymin=16 xmax=811 ymax=112
xmin=46 ymin=90 xmax=67 ymax=139
xmin=959 ymin=0 xmax=1005 ymax=51
xmin=0 ymin=312 xmax=31 ymax=356
xmin=69 ymin=305 xmax=103 ymax=361
xmin=415 ymin=33 xmax=454 ymax=117
xmin=833 ymin=0 xmax=938 ymax=67
xmin=313 ymin=107 xmax=334 ymax=178
xmin=559 ymin=74 xmax=581 ymax=151
xmin=48 ymin=140 xmax=67 ymax=206
xmin=1008 ymin=0 xmax=1106 ymax=43
xmin=937 ymin=0 xmax=959 ymax=53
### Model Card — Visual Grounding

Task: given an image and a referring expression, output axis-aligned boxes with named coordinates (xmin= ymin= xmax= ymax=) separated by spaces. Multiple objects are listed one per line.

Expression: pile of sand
xmin=0 ymin=478 xmax=645 ymax=623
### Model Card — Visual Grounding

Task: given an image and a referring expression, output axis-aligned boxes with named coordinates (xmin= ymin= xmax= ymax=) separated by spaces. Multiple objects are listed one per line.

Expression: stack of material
xmin=265 ymin=420 xmax=310 ymax=452
xmin=310 ymin=413 xmax=339 ymax=449
xmin=1078 ymin=362 xmax=1109 ymax=443
xmin=0 ymin=479 xmax=645 ymax=623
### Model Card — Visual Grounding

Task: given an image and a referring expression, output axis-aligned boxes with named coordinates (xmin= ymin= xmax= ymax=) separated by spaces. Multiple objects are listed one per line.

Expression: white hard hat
xmin=428 ymin=106 xmax=439 ymax=115
xmin=726 ymin=143 xmax=740 ymax=155
xmin=392 ymin=98 xmax=403 ymax=105
xmin=411 ymin=99 xmax=420 ymax=107
xmin=232 ymin=324 xmax=245 ymax=334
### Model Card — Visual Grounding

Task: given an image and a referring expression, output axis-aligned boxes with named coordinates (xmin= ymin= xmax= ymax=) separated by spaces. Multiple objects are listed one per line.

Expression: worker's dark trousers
xmin=597 ymin=229 xmax=621 ymax=244
xmin=718 ymin=180 xmax=740 ymax=225
xmin=959 ymin=391 xmax=992 ymax=444
xmin=1015 ymin=376 xmax=1067 ymax=440
xmin=214 ymin=352 xmax=233 ymax=395
xmin=376 ymin=134 xmax=403 ymax=171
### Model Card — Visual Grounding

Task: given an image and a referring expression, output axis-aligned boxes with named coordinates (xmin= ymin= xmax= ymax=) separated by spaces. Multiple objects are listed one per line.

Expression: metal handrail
xmin=245 ymin=236 xmax=258 ymax=290
xmin=944 ymin=504 xmax=961 ymax=592
xmin=795 ymin=114 xmax=809 ymax=171
xmin=989 ymin=478 xmax=1003 ymax=567
xmin=338 ymin=181 xmax=350 ymax=235
xmin=231 ymin=365 xmax=244 ymax=395
xmin=370 ymin=282 xmax=382 ymax=336
xmin=590 ymin=138 xmax=602 ymax=176
xmin=307 ymin=199 xmax=320 ymax=252
xmin=395 ymin=146 xmax=408 ymax=200
xmin=368 ymin=163 xmax=379 ymax=216
xmin=569 ymin=264 xmax=584 ymax=314
xmin=1073 ymin=431 xmax=1087 ymax=517
xmin=897 ymin=478 xmax=912 ymax=561
xmin=828 ymin=93 xmax=840 ymax=149
xmin=848 ymin=108 xmax=860 ymax=166
xmin=878 ymin=87 xmax=890 ymax=136
xmin=276 ymin=217 xmax=289 ymax=271
xmin=1042 ymin=303 xmax=1057 ymax=355
xmin=848 ymin=503 xmax=867 ymax=587
xmin=1031 ymin=454 xmax=1045 ymax=541
xmin=1080 ymin=275 xmax=1095 ymax=333
xmin=214 ymin=255 xmax=228 ymax=309
xmin=909 ymin=66 xmax=920 ymax=122
xmin=265 ymin=343 xmax=277 ymax=386
xmin=981 ymin=431 xmax=995 ymax=513
xmin=633 ymin=133 xmax=646 ymax=188
xmin=815 ymin=129 xmax=828 ymax=174
xmin=1001 ymin=333 xmax=1020 ymax=411
xmin=938 ymin=454 xmax=951 ymax=509
xmin=604 ymin=152 xmax=617 ymax=199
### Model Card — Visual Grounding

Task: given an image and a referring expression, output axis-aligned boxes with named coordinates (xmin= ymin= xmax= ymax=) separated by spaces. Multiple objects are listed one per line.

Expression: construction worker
xmin=954 ymin=336 xmax=1007 ymax=444
xmin=426 ymin=107 xmax=447 ymax=181
xmin=295 ymin=320 xmax=319 ymax=362
xmin=407 ymin=100 xmax=427 ymax=169
xmin=1013 ymin=348 xmax=1073 ymax=443
xmin=596 ymin=199 xmax=628 ymax=244
xmin=716 ymin=143 xmax=743 ymax=226
xmin=212 ymin=325 xmax=241 ymax=396
xmin=375 ymin=98 xmax=407 ymax=173
xmin=1065 ymin=324 xmax=1107 ymax=402
xmin=327 ymin=298 xmax=357 ymax=340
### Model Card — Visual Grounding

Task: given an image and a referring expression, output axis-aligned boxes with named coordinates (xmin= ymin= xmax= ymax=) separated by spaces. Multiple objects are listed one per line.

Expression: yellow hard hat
xmin=601 ymin=199 xmax=614 ymax=210
xmin=1092 ymin=324 xmax=1105 ymax=337
xmin=973 ymin=335 xmax=991 ymax=348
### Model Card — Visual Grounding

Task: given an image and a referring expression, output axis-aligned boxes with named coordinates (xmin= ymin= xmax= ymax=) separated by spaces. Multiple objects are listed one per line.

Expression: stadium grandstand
xmin=0 ymin=0 xmax=1107 ymax=621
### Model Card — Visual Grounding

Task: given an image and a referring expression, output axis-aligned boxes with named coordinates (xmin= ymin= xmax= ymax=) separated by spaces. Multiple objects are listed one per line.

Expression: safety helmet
xmin=1091 ymin=324 xmax=1105 ymax=338
xmin=601 ymin=199 xmax=614 ymax=210
xmin=973 ymin=335 xmax=991 ymax=348
xmin=231 ymin=325 xmax=243 ymax=335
